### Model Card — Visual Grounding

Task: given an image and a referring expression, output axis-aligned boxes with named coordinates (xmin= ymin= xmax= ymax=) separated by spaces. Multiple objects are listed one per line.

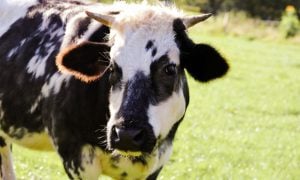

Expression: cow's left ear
xmin=56 ymin=41 xmax=110 ymax=83
xmin=182 ymin=43 xmax=229 ymax=82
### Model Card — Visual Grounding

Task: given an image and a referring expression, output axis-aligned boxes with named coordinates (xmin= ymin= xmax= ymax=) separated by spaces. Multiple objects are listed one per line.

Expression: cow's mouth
xmin=113 ymin=149 xmax=143 ymax=157
xmin=111 ymin=140 xmax=164 ymax=159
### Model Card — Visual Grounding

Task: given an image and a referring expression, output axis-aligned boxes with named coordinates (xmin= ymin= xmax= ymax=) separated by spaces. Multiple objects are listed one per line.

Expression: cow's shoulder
xmin=0 ymin=0 xmax=110 ymax=147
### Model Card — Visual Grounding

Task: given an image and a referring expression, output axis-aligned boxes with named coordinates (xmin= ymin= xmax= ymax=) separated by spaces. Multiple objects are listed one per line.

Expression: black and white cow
xmin=0 ymin=0 xmax=229 ymax=179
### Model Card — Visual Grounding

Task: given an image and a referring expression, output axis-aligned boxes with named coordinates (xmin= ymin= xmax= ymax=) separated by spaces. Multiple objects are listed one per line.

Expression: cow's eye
xmin=164 ymin=64 xmax=177 ymax=76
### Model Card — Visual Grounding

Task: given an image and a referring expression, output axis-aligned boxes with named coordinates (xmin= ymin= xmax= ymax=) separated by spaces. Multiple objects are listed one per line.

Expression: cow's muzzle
xmin=109 ymin=125 xmax=156 ymax=155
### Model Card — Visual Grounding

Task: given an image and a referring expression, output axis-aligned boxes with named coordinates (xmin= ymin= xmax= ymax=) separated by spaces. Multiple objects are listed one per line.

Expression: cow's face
xmin=105 ymin=9 xmax=190 ymax=155
xmin=56 ymin=4 xmax=228 ymax=157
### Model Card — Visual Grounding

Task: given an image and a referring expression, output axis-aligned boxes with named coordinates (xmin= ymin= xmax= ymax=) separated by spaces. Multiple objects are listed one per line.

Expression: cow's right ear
xmin=56 ymin=41 xmax=110 ymax=83
xmin=182 ymin=44 xmax=229 ymax=82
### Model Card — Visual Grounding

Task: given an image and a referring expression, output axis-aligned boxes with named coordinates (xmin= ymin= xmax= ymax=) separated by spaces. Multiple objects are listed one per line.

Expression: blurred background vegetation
xmin=99 ymin=0 xmax=300 ymax=42
xmin=175 ymin=0 xmax=300 ymax=20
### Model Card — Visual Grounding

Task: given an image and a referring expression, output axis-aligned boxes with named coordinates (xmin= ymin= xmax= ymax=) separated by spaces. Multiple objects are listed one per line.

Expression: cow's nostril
xmin=133 ymin=130 xmax=145 ymax=143
xmin=111 ymin=127 xmax=145 ymax=152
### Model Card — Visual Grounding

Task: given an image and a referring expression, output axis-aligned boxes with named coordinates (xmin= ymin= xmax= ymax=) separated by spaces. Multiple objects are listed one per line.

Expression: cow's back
xmin=0 ymin=0 xmax=110 ymax=150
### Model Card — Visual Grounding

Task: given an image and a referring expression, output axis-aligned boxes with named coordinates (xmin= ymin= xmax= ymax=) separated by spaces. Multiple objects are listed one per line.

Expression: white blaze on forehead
xmin=148 ymin=89 xmax=186 ymax=138
xmin=0 ymin=0 xmax=38 ymax=37
xmin=111 ymin=29 xmax=180 ymax=81
xmin=109 ymin=4 xmax=182 ymax=81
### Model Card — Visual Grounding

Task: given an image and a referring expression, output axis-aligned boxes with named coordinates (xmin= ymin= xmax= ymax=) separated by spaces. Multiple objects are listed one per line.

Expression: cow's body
xmin=0 ymin=0 xmax=228 ymax=179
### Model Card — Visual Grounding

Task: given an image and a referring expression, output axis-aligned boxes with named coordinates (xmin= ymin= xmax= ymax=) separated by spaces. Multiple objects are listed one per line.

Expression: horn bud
xmin=85 ymin=11 xmax=115 ymax=27
xmin=182 ymin=13 xmax=213 ymax=28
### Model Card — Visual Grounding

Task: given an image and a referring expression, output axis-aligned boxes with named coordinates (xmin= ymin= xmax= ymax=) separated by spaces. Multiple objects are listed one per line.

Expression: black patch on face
xmin=111 ymin=53 xmax=186 ymax=153
xmin=115 ymin=72 xmax=156 ymax=153
xmin=145 ymin=40 xmax=154 ymax=51
xmin=117 ymin=72 xmax=151 ymax=124
xmin=151 ymin=48 xmax=157 ymax=57
xmin=150 ymin=55 xmax=183 ymax=104
xmin=145 ymin=40 xmax=157 ymax=57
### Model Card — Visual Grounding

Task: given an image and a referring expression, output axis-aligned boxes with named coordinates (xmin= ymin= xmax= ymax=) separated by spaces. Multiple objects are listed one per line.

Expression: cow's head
xmin=56 ymin=4 xmax=228 ymax=157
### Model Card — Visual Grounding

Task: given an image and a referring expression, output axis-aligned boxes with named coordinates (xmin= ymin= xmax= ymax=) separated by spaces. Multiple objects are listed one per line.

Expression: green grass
xmin=12 ymin=29 xmax=300 ymax=179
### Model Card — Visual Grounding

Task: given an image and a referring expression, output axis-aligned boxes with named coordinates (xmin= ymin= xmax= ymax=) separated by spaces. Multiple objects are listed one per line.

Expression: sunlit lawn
xmin=13 ymin=27 xmax=300 ymax=179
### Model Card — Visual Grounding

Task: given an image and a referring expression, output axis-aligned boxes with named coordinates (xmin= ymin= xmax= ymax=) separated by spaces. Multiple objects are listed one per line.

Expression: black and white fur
xmin=0 ymin=0 xmax=228 ymax=179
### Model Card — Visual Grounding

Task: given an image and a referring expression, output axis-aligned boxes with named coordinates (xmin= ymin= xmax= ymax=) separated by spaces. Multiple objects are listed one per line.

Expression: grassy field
xmin=12 ymin=27 xmax=300 ymax=179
